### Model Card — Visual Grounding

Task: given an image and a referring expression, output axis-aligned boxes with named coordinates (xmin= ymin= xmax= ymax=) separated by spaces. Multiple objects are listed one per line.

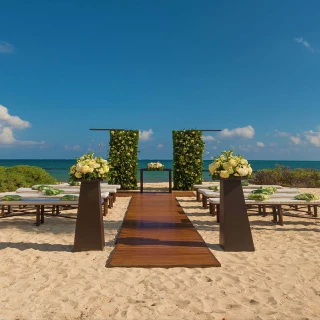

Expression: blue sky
xmin=1 ymin=0 xmax=320 ymax=160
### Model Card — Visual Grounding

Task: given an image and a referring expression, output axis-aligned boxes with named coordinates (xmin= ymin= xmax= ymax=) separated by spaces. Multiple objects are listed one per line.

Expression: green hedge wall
xmin=108 ymin=130 xmax=139 ymax=190
xmin=172 ymin=130 xmax=205 ymax=190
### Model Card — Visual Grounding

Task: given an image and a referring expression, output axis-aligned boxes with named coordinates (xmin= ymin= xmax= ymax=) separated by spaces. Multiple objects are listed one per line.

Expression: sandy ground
xmin=0 ymin=183 xmax=319 ymax=320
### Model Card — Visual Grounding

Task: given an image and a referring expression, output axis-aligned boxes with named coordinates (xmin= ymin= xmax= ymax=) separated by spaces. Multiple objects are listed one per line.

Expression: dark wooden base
xmin=219 ymin=178 xmax=255 ymax=252
xmin=73 ymin=180 xmax=105 ymax=252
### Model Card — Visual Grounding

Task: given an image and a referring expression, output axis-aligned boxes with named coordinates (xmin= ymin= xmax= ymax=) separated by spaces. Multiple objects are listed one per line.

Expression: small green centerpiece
xmin=251 ymin=187 xmax=276 ymax=195
xmin=33 ymin=185 xmax=53 ymax=191
xmin=42 ymin=188 xmax=64 ymax=196
xmin=208 ymin=186 xmax=219 ymax=191
xmin=247 ymin=193 xmax=270 ymax=201
xmin=294 ymin=193 xmax=319 ymax=201
xmin=2 ymin=195 xmax=23 ymax=201
xmin=60 ymin=195 xmax=79 ymax=201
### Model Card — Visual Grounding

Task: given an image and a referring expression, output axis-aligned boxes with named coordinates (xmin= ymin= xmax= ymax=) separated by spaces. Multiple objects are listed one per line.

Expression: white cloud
xmin=257 ymin=142 xmax=264 ymax=147
xmin=0 ymin=105 xmax=43 ymax=146
xmin=139 ymin=129 xmax=153 ymax=141
xmin=157 ymin=144 xmax=163 ymax=149
xmin=0 ymin=127 xmax=15 ymax=144
xmin=274 ymin=130 xmax=290 ymax=137
xmin=0 ymin=41 xmax=14 ymax=54
xmin=304 ymin=131 xmax=320 ymax=147
xmin=65 ymin=145 xmax=81 ymax=151
xmin=202 ymin=135 xmax=216 ymax=141
xmin=0 ymin=105 xmax=30 ymax=129
xmin=220 ymin=125 xmax=255 ymax=139
xmin=294 ymin=37 xmax=315 ymax=53
xmin=290 ymin=136 xmax=301 ymax=145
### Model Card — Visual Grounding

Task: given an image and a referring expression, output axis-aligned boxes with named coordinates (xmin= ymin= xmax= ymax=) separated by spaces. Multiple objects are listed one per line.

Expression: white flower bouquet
xmin=69 ymin=152 xmax=110 ymax=182
xmin=147 ymin=161 xmax=164 ymax=171
xmin=209 ymin=150 xmax=252 ymax=179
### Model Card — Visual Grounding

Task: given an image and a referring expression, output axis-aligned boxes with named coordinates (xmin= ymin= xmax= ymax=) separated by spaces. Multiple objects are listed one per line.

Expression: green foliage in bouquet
xmin=108 ymin=130 xmax=139 ymax=190
xmin=0 ymin=166 xmax=57 ymax=192
xmin=68 ymin=180 xmax=80 ymax=186
xmin=172 ymin=130 xmax=204 ymax=190
xmin=294 ymin=193 xmax=319 ymax=201
xmin=247 ymin=193 xmax=270 ymax=201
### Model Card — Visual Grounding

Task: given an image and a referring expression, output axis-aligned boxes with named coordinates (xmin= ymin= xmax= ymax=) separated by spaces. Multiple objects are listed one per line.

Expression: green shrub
xmin=0 ymin=165 xmax=57 ymax=192
xmin=108 ymin=130 xmax=139 ymax=190
xmin=251 ymin=165 xmax=320 ymax=188
xmin=172 ymin=130 xmax=204 ymax=190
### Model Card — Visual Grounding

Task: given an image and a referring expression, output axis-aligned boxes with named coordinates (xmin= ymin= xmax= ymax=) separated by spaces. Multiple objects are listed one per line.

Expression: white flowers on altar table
xmin=208 ymin=150 xmax=252 ymax=179
xmin=147 ymin=161 xmax=164 ymax=171
xmin=69 ymin=152 xmax=110 ymax=181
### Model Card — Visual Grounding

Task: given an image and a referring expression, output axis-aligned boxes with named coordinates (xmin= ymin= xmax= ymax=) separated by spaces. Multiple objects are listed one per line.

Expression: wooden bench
xmin=0 ymin=194 xmax=110 ymax=226
xmin=208 ymin=197 xmax=319 ymax=226
xmin=201 ymin=189 xmax=301 ymax=209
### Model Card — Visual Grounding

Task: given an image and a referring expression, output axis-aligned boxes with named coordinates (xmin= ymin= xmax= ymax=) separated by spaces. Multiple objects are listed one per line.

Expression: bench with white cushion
xmin=194 ymin=184 xmax=285 ymax=201
xmin=208 ymin=197 xmax=319 ymax=225
xmin=0 ymin=192 xmax=111 ymax=225
xmin=200 ymin=188 xmax=301 ymax=208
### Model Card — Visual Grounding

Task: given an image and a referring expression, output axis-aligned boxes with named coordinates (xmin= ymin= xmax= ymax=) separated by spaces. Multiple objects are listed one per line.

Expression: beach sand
xmin=0 ymin=183 xmax=319 ymax=319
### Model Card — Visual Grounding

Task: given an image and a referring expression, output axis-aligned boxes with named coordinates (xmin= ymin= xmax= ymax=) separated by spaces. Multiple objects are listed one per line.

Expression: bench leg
xmin=202 ymin=195 xmax=208 ymax=209
xmin=41 ymin=206 xmax=45 ymax=224
xmin=216 ymin=205 xmax=220 ymax=223
xmin=103 ymin=198 xmax=108 ymax=216
xmin=110 ymin=192 xmax=116 ymax=204
xmin=307 ymin=205 xmax=312 ymax=215
xmin=313 ymin=205 xmax=318 ymax=217
xmin=272 ymin=206 xmax=277 ymax=223
xmin=277 ymin=205 xmax=283 ymax=226
xmin=209 ymin=202 xmax=215 ymax=216
xmin=196 ymin=190 xmax=201 ymax=202
xmin=35 ymin=205 xmax=41 ymax=226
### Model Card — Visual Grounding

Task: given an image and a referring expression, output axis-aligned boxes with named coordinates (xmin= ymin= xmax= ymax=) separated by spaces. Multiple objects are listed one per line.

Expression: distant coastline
xmin=1 ymin=159 xmax=320 ymax=183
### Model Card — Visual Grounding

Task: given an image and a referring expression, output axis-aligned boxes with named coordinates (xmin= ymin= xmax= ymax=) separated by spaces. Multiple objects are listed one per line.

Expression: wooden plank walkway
xmin=107 ymin=192 xmax=221 ymax=268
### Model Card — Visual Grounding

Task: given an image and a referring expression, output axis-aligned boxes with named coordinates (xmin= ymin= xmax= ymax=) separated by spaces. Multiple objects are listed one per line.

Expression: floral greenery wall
xmin=108 ymin=130 xmax=139 ymax=190
xmin=172 ymin=130 xmax=205 ymax=190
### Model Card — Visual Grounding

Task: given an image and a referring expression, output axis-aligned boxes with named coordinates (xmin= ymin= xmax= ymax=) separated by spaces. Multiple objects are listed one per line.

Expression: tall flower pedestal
xmin=73 ymin=179 xmax=105 ymax=252
xmin=219 ymin=178 xmax=255 ymax=252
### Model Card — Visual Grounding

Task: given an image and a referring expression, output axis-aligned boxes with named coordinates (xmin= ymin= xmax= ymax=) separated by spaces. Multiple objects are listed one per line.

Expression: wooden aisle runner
xmin=107 ymin=193 xmax=221 ymax=268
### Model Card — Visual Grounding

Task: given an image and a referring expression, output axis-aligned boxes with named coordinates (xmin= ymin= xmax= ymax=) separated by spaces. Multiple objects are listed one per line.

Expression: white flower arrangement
xmin=69 ymin=152 xmax=110 ymax=181
xmin=147 ymin=161 xmax=164 ymax=171
xmin=209 ymin=150 xmax=252 ymax=179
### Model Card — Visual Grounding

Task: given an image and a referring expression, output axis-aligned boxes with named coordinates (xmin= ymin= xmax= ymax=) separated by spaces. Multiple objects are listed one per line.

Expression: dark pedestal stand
xmin=73 ymin=180 xmax=105 ymax=252
xmin=219 ymin=178 xmax=255 ymax=252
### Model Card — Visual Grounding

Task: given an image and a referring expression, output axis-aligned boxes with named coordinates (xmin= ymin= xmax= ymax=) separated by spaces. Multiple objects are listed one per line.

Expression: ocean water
xmin=1 ymin=159 xmax=320 ymax=183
